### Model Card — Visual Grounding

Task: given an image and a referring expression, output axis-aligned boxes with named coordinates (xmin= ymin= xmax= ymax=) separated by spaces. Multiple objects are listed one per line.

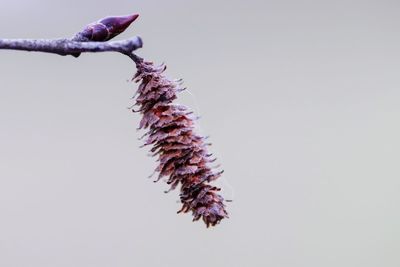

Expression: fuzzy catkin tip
xmin=131 ymin=59 xmax=228 ymax=227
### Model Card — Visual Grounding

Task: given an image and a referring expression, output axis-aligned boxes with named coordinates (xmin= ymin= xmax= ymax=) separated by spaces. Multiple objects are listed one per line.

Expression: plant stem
xmin=0 ymin=36 xmax=142 ymax=57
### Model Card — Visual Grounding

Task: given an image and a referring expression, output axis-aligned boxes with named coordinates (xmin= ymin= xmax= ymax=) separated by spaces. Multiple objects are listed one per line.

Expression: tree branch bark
xmin=0 ymin=36 xmax=142 ymax=57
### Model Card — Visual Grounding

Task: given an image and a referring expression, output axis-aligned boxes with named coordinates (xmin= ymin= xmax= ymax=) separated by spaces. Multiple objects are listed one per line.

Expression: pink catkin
xmin=132 ymin=58 xmax=228 ymax=227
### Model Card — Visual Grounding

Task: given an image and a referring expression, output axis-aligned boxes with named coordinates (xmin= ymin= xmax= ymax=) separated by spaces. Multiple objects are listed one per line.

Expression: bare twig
xmin=0 ymin=13 xmax=142 ymax=58
xmin=0 ymin=36 xmax=142 ymax=57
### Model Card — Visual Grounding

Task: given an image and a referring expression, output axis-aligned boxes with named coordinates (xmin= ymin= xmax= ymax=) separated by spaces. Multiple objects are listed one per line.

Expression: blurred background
xmin=0 ymin=0 xmax=399 ymax=266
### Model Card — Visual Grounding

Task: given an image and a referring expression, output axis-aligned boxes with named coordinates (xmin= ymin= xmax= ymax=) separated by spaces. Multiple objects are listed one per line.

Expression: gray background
xmin=0 ymin=0 xmax=399 ymax=266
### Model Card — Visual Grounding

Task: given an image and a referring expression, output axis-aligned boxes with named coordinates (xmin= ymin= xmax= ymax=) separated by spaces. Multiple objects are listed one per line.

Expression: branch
xmin=0 ymin=36 xmax=143 ymax=57
xmin=0 ymin=13 xmax=142 ymax=58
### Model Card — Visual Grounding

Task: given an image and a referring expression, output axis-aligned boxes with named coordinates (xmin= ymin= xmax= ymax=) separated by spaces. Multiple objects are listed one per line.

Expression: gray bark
xmin=0 ymin=36 xmax=142 ymax=57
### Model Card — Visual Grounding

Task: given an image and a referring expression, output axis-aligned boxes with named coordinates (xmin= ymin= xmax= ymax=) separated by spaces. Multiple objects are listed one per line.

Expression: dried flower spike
xmin=132 ymin=59 xmax=229 ymax=227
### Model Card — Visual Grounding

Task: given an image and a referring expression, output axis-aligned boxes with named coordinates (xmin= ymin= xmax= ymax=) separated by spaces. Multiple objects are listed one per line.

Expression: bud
xmin=77 ymin=13 xmax=139 ymax=42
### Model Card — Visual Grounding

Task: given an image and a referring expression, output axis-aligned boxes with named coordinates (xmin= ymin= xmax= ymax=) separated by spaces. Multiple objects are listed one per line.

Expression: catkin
xmin=132 ymin=59 xmax=228 ymax=227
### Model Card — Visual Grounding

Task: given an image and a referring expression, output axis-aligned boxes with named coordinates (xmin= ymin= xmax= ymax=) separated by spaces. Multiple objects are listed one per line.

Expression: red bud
xmin=77 ymin=13 xmax=139 ymax=42
xmin=99 ymin=14 xmax=139 ymax=39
